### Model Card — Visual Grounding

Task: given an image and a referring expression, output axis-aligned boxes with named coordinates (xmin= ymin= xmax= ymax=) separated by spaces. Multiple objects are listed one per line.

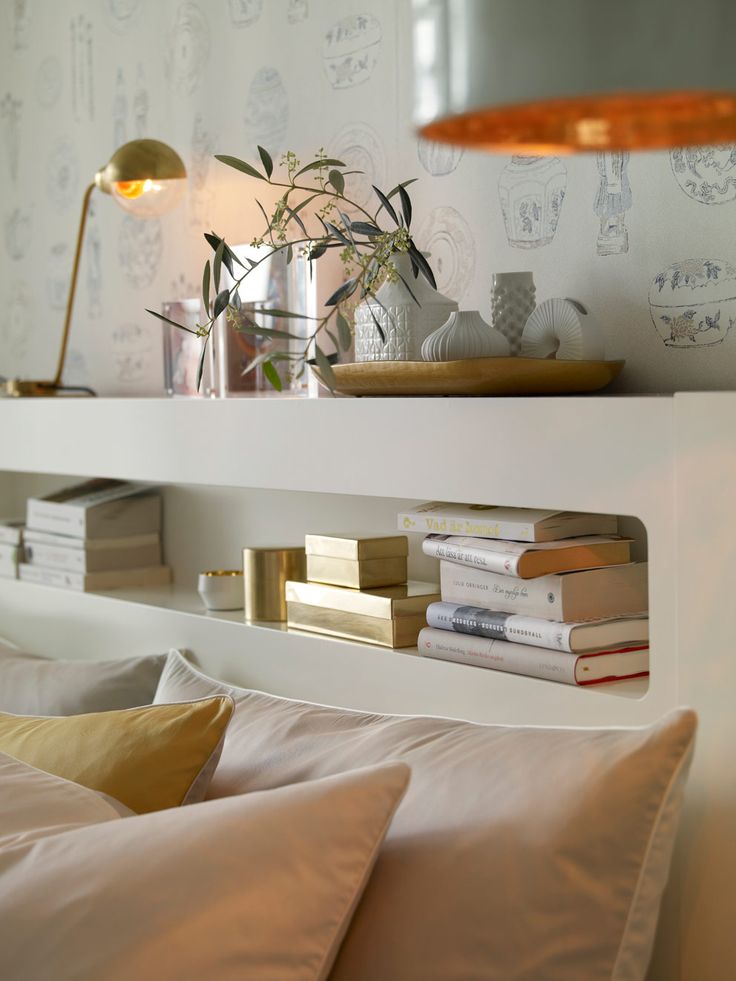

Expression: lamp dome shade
xmin=95 ymin=139 xmax=187 ymax=216
xmin=412 ymin=0 xmax=736 ymax=153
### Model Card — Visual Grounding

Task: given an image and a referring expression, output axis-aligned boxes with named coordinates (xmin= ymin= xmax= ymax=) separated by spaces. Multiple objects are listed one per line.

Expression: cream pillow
xmin=0 ymin=752 xmax=131 ymax=849
xmin=0 ymin=640 xmax=166 ymax=714
xmin=0 ymin=696 xmax=233 ymax=813
xmin=155 ymin=650 xmax=696 ymax=981
xmin=0 ymin=762 xmax=410 ymax=981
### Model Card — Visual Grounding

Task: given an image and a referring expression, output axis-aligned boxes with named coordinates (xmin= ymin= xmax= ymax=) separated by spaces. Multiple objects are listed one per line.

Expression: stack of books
xmin=286 ymin=533 xmax=440 ymax=647
xmin=0 ymin=519 xmax=24 ymax=579
xmin=398 ymin=502 xmax=649 ymax=687
xmin=19 ymin=479 xmax=171 ymax=592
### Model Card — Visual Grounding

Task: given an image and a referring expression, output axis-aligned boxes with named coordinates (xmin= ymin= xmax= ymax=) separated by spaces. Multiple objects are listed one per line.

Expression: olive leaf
xmin=337 ymin=312 xmax=352 ymax=350
xmin=328 ymin=169 xmax=345 ymax=194
xmin=294 ymin=157 xmax=345 ymax=178
xmin=145 ymin=309 xmax=199 ymax=336
xmin=262 ymin=360 xmax=282 ymax=391
xmin=202 ymin=261 xmax=211 ymax=313
xmin=213 ymin=240 xmax=225 ymax=292
xmin=213 ymin=289 xmax=230 ymax=319
xmin=257 ymin=145 xmax=274 ymax=178
xmin=313 ymin=345 xmax=338 ymax=390
xmin=215 ymin=154 xmax=266 ymax=180
xmin=373 ymin=185 xmax=399 ymax=225
xmin=398 ymin=184 xmax=412 ymax=228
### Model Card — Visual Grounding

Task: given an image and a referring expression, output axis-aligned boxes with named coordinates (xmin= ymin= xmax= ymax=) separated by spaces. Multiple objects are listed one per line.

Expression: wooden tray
xmin=316 ymin=358 xmax=625 ymax=397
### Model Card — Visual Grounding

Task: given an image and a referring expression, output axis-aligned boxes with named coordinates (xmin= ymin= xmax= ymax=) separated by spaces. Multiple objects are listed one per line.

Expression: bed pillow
xmin=0 ymin=752 xmax=131 ymax=849
xmin=0 ymin=640 xmax=166 ymax=715
xmin=155 ymin=650 xmax=696 ymax=981
xmin=0 ymin=761 xmax=409 ymax=981
xmin=0 ymin=696 xmax=233 ymax=814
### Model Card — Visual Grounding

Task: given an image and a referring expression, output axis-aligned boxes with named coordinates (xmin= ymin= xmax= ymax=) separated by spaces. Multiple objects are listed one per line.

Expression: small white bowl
xmin=197 ymin=570 xmax=244 ymax=611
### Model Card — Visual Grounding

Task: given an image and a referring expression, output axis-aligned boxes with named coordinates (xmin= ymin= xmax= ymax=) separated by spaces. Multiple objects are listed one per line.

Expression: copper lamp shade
xmin=412 ymin=0 xmax=736 ymax=153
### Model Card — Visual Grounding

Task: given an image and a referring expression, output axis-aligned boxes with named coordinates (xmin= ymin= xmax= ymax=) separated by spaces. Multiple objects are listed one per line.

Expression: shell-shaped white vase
xmin=421 ymin=310 xmax=510 ymax=361
xmin=521 ymin=298 xmax=605 ymax=360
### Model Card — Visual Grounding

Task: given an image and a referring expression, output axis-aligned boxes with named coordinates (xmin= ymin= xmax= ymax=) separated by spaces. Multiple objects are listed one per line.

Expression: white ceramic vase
xmin=354 ymin=253 xmax=458 ymax=361
xmin=421 ymin=310 xmax=510 ymax=361
xmin=490 ymin=271 xmax=536 ymax=356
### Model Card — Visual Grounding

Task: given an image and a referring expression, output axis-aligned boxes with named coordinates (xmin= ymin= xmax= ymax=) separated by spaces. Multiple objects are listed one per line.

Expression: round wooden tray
xmin=316 ymin=357 xmax=625 ymax=397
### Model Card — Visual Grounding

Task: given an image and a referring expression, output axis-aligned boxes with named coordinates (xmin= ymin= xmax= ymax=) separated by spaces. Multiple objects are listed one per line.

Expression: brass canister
xmin=243 ymin=546 xmax=306 ymax=621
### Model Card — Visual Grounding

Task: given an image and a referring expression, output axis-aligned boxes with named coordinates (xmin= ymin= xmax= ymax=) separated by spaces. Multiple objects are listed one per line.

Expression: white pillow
xmin=155 ymin=650 xmax=696 ymax=981
xmin=0 ymin=752 xmax=131 ymax=849
xmin=0 ymin=760 xmax=408 ymax=981
xmin=0 ymin=641 xmax=166 ymax=714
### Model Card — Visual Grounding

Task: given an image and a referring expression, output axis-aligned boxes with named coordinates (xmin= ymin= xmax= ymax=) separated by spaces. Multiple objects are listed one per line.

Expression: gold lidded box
xmin=305 ymin=533 xmax=408 ymax=589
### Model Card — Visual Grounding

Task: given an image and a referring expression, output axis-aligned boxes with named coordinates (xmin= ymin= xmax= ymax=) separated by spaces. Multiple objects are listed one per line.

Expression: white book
xmin=19 ymin=563 xmax=172 ymax=592
xmin=418 ymin=627 xmax=649 ymax=687
xmin=0 ymin=520 xmax=23 ymax=546
xmin=422 ymin=534 xmax=631 ymax=578
xmin=24 ymin=540 xmax=162 ymax=574
xmin=26 ymin=479 xmax=161 ymax=540
xmin=425 ymin=602 xmax=649 ymax=653
xmin=440 ymin=560 xmax=648 ymax=622
xmin=23 ymin=529 xmax=160 ymax=551
xmin=399 ymin=502 xmax=618 ymax=543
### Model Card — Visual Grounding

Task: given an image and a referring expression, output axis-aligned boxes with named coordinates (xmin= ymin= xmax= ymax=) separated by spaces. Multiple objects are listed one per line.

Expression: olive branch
xmin=147 ymin=146 xmax=436 ymax=392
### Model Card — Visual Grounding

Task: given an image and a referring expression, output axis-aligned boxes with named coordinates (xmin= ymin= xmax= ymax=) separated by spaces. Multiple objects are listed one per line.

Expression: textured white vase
xmin=421 ymin=310 xmax=510 ymax=361
xmin=490 ymin=271 xmax=536 ymax=357
xmin=354 ymin=253 xmax=458 ymax=361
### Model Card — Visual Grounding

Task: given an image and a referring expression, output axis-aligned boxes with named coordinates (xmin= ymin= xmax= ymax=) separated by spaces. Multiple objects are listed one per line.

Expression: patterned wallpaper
xmin=2 ymin=0 xmax=736 ymax=394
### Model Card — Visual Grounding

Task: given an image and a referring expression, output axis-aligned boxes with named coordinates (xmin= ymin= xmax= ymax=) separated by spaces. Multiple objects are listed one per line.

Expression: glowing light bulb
xmin=111 ymin=176 xmax=186 ymax=217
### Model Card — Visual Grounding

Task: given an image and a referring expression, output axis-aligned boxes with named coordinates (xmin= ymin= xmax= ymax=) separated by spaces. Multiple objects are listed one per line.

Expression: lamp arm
xmin=52 ymin=181 xmax=96 ymax=389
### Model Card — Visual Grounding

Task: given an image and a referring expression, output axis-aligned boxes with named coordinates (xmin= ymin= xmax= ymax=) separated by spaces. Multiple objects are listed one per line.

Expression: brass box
xmin=305 ymin=533 xmax=408 ymax=588
xmin=285 ymin=579 xmax=440 ymax=649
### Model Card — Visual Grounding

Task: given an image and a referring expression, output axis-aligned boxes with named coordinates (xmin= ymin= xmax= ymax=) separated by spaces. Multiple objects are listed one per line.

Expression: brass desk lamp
xmin=3 ymin=139 xmax=186 ymax=398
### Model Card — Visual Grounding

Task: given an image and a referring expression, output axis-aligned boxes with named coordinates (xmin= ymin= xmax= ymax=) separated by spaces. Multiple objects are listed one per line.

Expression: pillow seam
xmin=610 ymin=738 xmax=695 ymax=980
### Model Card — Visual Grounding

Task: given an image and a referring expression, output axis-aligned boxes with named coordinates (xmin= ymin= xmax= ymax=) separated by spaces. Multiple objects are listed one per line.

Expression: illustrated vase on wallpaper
xmin=490 ymin=272 xmax=536 ymax=356
xmin=498 ymin=155 xmax=567 ymax=249
xmin=649 ymin=259 xmax=736 ymax=348
xmin=354 ymin=253 xmax=458 ymax=361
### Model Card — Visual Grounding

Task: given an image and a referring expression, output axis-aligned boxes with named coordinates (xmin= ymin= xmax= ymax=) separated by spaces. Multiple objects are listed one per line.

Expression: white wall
xmin=2 ymin=0 xmax=736 ymax=395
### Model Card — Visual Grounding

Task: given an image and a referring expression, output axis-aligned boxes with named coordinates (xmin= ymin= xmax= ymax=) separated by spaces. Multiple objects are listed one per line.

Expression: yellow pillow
xmin=0 ymin=696 xmax=233 ymax=814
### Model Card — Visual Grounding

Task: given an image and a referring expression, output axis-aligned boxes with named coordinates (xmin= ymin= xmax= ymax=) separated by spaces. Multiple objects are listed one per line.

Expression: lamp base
xmin=2 ymin=379 xmax=96 ymax=398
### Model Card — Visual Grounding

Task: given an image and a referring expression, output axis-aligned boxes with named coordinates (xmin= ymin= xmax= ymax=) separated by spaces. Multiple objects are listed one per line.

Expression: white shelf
xmin=0 ymin=578 xmax=647 ymax=727
xmin=0 ymin=395 xmax=672 ymax=512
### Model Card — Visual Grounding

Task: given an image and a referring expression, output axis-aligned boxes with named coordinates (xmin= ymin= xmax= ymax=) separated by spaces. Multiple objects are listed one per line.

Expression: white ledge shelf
xmin=0 ymin=395 xmax=674 ymax=512
xmin=0 ymin=578 xmax=647 ymax=727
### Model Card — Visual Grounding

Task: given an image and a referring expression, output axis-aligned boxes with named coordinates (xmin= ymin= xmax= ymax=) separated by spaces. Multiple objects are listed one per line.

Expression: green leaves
xmin=215 ymin=154 xmax=266 ymax=180
xmin=325 ymin=277 xmax=358 ymax=306
xmin=328 ymin=169 xmax=345 ymax=194
xmin=294 ymin=157 xmax=345 ymax=178
xmin=350 ymin=221 xmax=381 ymax=237
xmin=202 ymin=261 xmax=211 ymax=313
xmin=145 ymin=309 xmax=198 ymax=336
xmin=337 ymin=312 xmax=352 ymax=350
xmin=313 ymin=345 xmax=337 ymax=390
xmin=213 ymin=240 xmax=225 ymax=292
xmin=373 ymin=185 xmax=399 ymax=225
xmin=262 ymin=360 xmax=282 ymax=391
xmin=257 ymin=145 xmax=274 ymax=178
xmin=398 ymin=185 xmax=412 ymax=228
xmin=213 ymin=289 xmax=230 ymax=319
xmin=408 ymin=243 xmax=437 ymax=290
